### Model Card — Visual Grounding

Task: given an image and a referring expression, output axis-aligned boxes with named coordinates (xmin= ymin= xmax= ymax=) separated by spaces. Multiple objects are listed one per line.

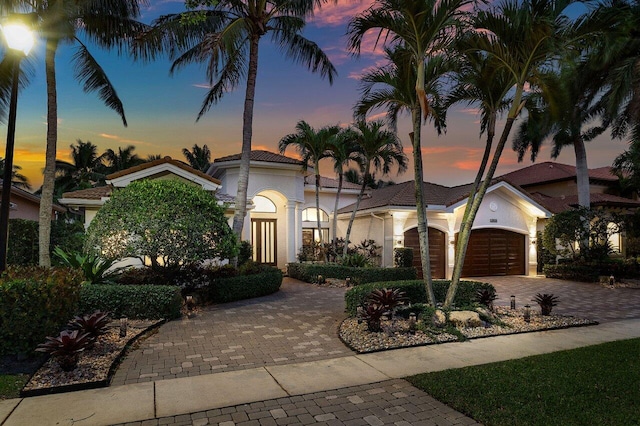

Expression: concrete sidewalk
xmin=2 ymin=318 xmax=639 ymax=426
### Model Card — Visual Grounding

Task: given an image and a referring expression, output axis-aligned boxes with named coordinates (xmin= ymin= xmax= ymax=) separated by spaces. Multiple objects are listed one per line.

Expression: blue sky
xmin=6 ymin=0 xmax=629 ymax=190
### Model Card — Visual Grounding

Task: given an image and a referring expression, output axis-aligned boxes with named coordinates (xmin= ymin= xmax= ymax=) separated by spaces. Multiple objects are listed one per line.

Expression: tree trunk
xmin=343 ymin=164 xmax=370 ymax=258
xmin=232 ymin=35 xmax=260 ymax=239
xmin=574 ymin=138 xmax=590 ymax=208
xmin=448 ymin=113 xmax=496 ymax=304
xmin=411 ymin=105 xmax=436 ymax=306
xmin=331 ymin=172 xmax=343 ymax=247
xmin=39 ymin=38 xmax=59 ymax=267
xmin=315 ymin=171 xmax=327 ymax=262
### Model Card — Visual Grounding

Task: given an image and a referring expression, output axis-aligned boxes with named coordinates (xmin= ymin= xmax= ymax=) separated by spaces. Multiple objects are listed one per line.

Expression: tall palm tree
xmin=103 ymin=145 xmax=145 ymax=174
xmin=0 ymin=159 xmax=31 ymax=190
xmin=182 ymin=144 xmax=212 ymax=172
xmin=612 ymin=124 xmax=640 ymax=198
xmin=444 ymin=0 xmax=576 ymax=308
xmin=0 ymin=0 xmax=145 ymax=267
xmin=279 ymin=121 xmax=341 ymax=261
xmin=342 ymin=120 xmax=407 ymax=258
xmin=326 ymin=132 xmax=360 ymax=246
xmin=53 ymin=139 xmax=106 ymax=195
xmin=348 ymin=0 xmax=470 ymax=306
xmin=133 ymin=0 xmax=337 ymax=240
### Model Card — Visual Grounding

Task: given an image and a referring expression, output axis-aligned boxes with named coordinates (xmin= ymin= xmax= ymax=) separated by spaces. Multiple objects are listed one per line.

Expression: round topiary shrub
xmin=84 ymin=179 xmax=237 ymax=270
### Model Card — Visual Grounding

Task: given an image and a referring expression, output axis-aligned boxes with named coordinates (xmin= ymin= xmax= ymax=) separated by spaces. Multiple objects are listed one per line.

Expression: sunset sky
xmin=5 ymin=0 xmax=630 ymax=190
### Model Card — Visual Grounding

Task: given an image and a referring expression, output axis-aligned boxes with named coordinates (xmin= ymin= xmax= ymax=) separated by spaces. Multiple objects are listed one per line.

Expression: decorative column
xmin=528 ymin=217 xmax=538 ymax=276
xmin=285 ymin=203 xmax=297 ymax=264
xmin=446 ymin=215 xmax=457 ymax=279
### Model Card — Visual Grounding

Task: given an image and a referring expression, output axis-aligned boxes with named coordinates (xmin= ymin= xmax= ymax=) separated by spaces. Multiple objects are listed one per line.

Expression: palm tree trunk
xmin=411 ymin=105 xmax=436 ymax=306
xmin=332 ymin=172 xmax=343 ymax=247
xmin=574 ymin=138 xmax=590 ymax=208
xmin=315 ymin=171 xmax=327 ymax=262
xmin=39 ymin=38 xmax=59 ymax=267
xmin=232 ymin=35 xmax=260 ymax=239
xmin=343 ymin=165 xmax=369 ymax=258
xmin=448 ymin=115 xmax=496 ymax=303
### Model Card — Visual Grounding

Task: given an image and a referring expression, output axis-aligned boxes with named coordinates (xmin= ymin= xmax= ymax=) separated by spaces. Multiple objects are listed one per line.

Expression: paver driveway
xmin=111 ymin=278 xmax=352 ymax=386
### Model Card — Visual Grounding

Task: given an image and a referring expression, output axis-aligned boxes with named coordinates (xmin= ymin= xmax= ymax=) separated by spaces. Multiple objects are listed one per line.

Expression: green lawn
xmin=0 ymin=374 xmax=28 ymax=400
xmin=407 ymin=338 xmax=640 ymax=426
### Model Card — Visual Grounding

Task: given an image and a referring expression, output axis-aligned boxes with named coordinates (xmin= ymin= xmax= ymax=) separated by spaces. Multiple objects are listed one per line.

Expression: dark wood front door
xmin=458 ymin=229 xmax=525 ymax=277
xmin=252 ymin=219 xmax=277 ymax=266
xmin=403 ymin=227 xmax=446 ymax=279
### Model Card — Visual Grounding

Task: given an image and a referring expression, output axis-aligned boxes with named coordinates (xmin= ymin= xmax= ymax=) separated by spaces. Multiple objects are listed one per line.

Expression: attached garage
xmin=404 ymin=227 xmax=446 ymax=279
xmin=458 ymin=229 xmax=525 ymax=277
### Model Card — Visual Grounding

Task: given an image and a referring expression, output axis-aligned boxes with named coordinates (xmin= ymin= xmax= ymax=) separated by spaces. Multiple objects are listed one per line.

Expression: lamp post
xmin=0 ymin=23 xmax=34 ymax=272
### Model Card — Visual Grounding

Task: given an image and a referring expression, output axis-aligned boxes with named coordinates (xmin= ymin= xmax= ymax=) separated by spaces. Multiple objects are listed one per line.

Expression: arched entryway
xmin=403 ymin=227 xmax=446 ymax=279
xmin=457 ymin=229 xmax=525 ymax=277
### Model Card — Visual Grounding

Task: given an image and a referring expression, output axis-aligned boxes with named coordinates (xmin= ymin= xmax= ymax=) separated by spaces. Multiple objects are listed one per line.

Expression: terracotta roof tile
xmin=305 ymin=176 xmax=362 ymax=190
xmin=499 ymin=162 xmax=578 ymax=186
xmin=62 ymin=186 xmax=112 ymax=200
xmin=589 ymin=166 xmax=619 ymax=182
xmin=530 ymin=192 xmax=640 ymax=214
xmin=106 ymin=156 xmax=221 ymax=185
xmin=213 ymin=150 xmax=303 ymax=165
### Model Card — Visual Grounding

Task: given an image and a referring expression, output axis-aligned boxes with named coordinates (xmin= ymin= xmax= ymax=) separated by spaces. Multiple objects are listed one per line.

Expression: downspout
xmin=370 ymin=213 xmax=385 ymax=266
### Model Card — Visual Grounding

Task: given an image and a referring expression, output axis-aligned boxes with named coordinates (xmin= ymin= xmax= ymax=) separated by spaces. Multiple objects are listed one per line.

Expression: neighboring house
xmin=58 ymin=151 xmax=640 ymax=278
xmin=0 ymin=180 xmax=66 ymax=221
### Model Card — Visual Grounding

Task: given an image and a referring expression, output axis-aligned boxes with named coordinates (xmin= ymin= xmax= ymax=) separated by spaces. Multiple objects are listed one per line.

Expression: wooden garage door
xmin=403 ymin=227 xmax=446 ymax=279
xmin=458 ymin=229 xmax=525 ymax=277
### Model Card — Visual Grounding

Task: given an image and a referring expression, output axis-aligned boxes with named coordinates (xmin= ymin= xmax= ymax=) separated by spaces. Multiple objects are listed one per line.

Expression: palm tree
xmin=342 ymin=120 xmax=407 ymax=258
xmin=612 ymin=124 xmax=640 ymax=198
xmin=146 ymin=154 xmax=164 ymax=162
xmin=0 ymin=159 xmax=30 ymax=191
xmin=0 ymin=0 xmax=145 ymax=267
xmin=279 ymin=121 xmax=341 ymax=261
xmin=103 ymin=146 xmax=145 ymax=174
xmin=348 ymin=0 xmax=470 ymax=306
xmin=326 ymin=132 xmax=361 ymax=247
xmin=54 ymin=139 xmax=106 ymax=195
xmin=444 ymin=0 xmax=576 ymax=308
xmin=182 ymin=144 xmax=212 ymax=172
xmin=133 ymin=0 xmax=337 ymax=240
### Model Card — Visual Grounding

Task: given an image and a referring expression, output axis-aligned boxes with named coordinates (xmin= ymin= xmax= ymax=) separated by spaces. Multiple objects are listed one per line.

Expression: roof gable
xmin=213 ymin=150 xmax=303 ymax=166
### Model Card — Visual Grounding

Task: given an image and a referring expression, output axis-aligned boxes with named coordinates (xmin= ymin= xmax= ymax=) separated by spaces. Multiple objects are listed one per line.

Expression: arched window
xmin=302 ymin=207 xmax=329 ymax=222
xmin=253 ymin=195 xmax=276 ymax=213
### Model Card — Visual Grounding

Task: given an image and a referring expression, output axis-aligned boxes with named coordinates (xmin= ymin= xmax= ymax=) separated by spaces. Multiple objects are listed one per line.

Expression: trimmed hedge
xmin=345 ymin=279 xmax=496 ymax=316
xmin=287 ymin=262 xmax=417 ymax=285
xmin=79 ymin=284 xmax=182 ymax=320
xmin=544 ymin=260 xmax=640 ymax=282
xmin=197 ymin=267 xmax=283 ymax=304
xmin=0 ymin=267 xmax=84 ymax=355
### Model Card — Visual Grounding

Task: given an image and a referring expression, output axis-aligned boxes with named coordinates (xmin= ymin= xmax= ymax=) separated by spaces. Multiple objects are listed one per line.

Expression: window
xmin=302 ymin=207 xmax=329 ymax=222
xmin=253 ymin=195 xmax=276 ymax=213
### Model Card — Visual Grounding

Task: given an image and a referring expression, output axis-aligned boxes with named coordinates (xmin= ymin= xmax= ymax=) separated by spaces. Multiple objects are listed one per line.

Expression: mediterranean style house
xmin=58 ymin=152 xmax=640 ymax=278
xmin=0 ymin=180 xmax=65 ymax=221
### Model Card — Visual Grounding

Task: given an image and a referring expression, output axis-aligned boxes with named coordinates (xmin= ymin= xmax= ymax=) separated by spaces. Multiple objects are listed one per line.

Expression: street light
xmin=0 ymin=22 xmax=34 ymax=272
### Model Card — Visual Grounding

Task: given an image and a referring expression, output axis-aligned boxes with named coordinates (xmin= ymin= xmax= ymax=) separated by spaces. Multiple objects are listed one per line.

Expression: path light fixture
xmin=524 ymin=304 xmax=531 ymax=323
xmin=510 ymin=295 xmax=516 ymax=310
xmin=0 ymin=21 xmax=34 ymax=272
xmin=609 ymin=275 xmax=615 ymax=286
xmin=119 ymin=318 xmax=128 ymax=338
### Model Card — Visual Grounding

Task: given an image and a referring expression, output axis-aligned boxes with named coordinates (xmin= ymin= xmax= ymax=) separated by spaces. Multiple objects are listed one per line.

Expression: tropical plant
xmin=52 ymin=247 xmax=120 ymax=284
xmin=341 ymin=120 xmax=407 ymax=258
xmin=84 ymin=179 xmax=237 ymax=272
xmin=36 ymin=330 xmax=92 ymax=371
xmin=0 ymin=158 xmax=30 ymax=190
xmin=348 ymin=0 xmax=468 ymax=306
xmin=359 ymin=302 xmax=386 ymax=332
xmin=6 ymin=0 xmax=147 ymax=268
xmin=133 ymin=0 xmax=337 ymax=240
xmin=366 ymin=288 xmax=409 ymax=316
xmin=182 ymin=144 xmax=212 ymax=172
xmin=612 ymin=125 xmax=640 ymax=199
xmin=68 ymin=311 xmax=111 ymax=340
xmin=533 ymin=293 xmax=559 ymax=316
xmin=52 ymin=140 xmax=107 ymax=197
xmin=280 ymin=121 xmax=341 ymax=261
xmin=476 ymin=288 xmax=498 ymax=311
xmin=444 ymin=0 xmax=578 ymax=309
xmin=341 ymin=252 xmax=368 ymax=268
xmin=102 ymin=146 xmax=145 ymax=174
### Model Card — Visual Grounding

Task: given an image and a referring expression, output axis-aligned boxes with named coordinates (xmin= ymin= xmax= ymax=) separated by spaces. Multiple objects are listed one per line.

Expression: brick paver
xmin=111 ymin=279 xmax=353 ymax=386
xmin=112 ymin=379 xmax=482 ymax=426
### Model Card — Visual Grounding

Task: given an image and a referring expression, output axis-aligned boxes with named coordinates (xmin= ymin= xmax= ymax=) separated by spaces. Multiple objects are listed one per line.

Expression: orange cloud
xmin=311 ymin=0 xmax=374 ymax=27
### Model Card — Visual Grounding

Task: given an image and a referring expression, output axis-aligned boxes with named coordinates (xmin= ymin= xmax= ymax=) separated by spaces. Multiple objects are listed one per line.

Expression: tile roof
xmin=589 ymin=166 xmax=619 ymax=182
xmin=214 ymin=150 xmax=303 ymax=166
xmin=61 ymin=186 xmax=112 ymax=200
xmin=529 ymin=192 xmax=640 ymax=214
xmin=0 ymin=180 xmax=66 ymax=212
xmin=106 ymin=156 xmax=221 ymax=185
xmin=498 ymin=161 xmax=620 ymax=186
xmin=305 ymin=176 xmax=362 ymax=190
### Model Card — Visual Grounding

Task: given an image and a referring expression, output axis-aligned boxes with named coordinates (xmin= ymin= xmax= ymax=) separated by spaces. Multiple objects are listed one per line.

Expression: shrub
xmin=84 ymin=179 xmax=237 ymax=271
xmin=53 ymin=247 xmax=121 ymax=284
xmin=394 ymin=247 xmax=413 ymax=268
xmin=533 ymin=293 xmax=559 ymax=316
xmin=78 ymin=284 xmax=182 ymax=320
xmin=238 ymin=241 xmax=252 ymax=266
xmin=341 ymin=253 xmax=368 ymax=268
xmin=0 ymin=267 xmax=84 ymax=355
xmin=543 ymin=259 xmax=639 ymax=282
xmin=8 ymin=218 xmax=85 ymax=266
xmin=194 ymin=266 xmax=283 ymax=304
xmin=345 ymin=279 xmax=495 ymax=316
xmin=287 ymin=262 xmax=417 ymax=285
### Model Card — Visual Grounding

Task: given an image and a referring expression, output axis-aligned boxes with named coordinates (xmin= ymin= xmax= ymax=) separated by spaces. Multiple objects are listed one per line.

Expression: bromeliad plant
xmin=366 ymin=288 xmax=409 ymax=318
xmin=476 ymin=288 xmax=498 ymax=311
xmin=533 ymin=293 xmax=559 ymax=316
xmin=359 ymin=303 xmax=386 ymax=332
xmin=36 ymin=330 xmax=92 ymax=371
xmin=68 ymin=311 xmax=111 ymax=341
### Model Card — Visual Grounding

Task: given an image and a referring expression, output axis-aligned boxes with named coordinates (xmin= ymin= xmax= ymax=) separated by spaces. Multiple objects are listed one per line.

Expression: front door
xmin=252 ymin=219 xmax=277 ymax=266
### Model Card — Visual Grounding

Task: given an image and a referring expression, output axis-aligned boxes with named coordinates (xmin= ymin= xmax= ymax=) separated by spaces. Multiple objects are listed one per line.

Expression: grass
xmin=407 ymin=338 xmax=640 ymax=426
xmin=0 ymin=374 xmax=28 ymax=400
